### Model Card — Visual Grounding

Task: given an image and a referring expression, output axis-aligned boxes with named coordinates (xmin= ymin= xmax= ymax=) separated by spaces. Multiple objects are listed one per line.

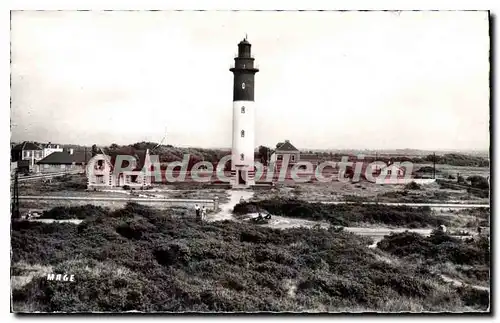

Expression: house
xmin=86 ymin=149 xmax=153 ymax=190
xmin=11 ymin=141 xmax=44 ymax=172
xmin=41 ymin=142 xmax=63 ymax=158
xmin=11 ymin=141 xmax=44 ymax=162
xmin=270 ymin=140 xmax=300 ymax=168
xmin=36 ymin=149 xmax=91 ymax=173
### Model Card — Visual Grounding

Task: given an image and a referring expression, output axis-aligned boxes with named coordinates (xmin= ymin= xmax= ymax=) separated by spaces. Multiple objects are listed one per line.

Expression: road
xmin=18 ymin=195 xmax=213 ymax=203
xmin=320 ymin=201 xmax=489 ymax=208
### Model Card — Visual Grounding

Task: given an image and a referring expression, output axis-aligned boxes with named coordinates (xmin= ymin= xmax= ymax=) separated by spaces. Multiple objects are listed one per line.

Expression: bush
xmin=404 ymin=182 xmax=422 ymax=190
xmin=378 ymin=231 xmax=490 ymax=267
xmin=457 ymin=286 xmax=490 ymax=310
xmin=467 ymin=176 xmax=489 ymax=189
xmin=40 ymin=205 xmax=109 ymax=220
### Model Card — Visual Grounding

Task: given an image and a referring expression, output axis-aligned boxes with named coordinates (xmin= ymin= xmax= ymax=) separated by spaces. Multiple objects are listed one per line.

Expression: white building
xmin=42 ymin=142 xmax=64 ymax=158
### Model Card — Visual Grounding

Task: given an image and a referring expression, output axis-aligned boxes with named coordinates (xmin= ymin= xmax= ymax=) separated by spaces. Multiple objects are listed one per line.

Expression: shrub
xmin=457 ymin=286 xmax=490 ymax=310
xmin=378 ymin=231 xmax=490 ymax=267
xmin=404 ymin=182 xmax=421 ymax=190
xmin=466 ymin=176 xmax=489 ymax=190
xmin=40 ymin=205 xmax=109 ymax=220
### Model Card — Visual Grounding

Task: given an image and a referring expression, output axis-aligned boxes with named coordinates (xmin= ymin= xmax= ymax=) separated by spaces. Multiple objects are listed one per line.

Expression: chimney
xmin=285 ymin=139 xmax=289 ymax=143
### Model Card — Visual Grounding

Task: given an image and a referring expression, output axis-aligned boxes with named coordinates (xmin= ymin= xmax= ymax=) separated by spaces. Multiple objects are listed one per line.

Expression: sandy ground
xmin=252 ymin=181 xmax=489 ymax=205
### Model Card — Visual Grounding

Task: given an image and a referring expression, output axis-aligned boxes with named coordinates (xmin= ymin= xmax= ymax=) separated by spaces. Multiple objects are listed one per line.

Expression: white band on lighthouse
xmin=231 ymin=101 xmax=255 ymax=187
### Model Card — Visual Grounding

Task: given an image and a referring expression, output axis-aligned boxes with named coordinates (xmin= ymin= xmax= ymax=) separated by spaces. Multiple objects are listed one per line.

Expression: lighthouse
xmin=230 ymin=37 xmax=259 ymax=188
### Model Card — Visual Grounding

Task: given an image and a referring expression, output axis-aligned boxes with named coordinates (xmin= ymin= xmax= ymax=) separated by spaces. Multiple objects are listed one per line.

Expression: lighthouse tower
xmin=230 ymin=37 xmax=259 ymax=188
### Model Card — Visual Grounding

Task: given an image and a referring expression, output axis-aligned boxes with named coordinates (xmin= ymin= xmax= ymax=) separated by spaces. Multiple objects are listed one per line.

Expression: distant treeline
xmin=303 ymin=152 xmax=489 ymax=167
xmin=76 ymin=141 xmax=490 ymax=168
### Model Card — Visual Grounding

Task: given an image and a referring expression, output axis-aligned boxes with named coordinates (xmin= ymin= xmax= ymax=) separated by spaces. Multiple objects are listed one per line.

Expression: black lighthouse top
xmin=230 ymin=37 xmax=259 ymax=101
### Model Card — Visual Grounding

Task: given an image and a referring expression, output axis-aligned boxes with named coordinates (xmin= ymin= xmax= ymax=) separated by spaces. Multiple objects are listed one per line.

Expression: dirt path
xmin=27 ymin=219 xmax=83 ymax=224
xmin=439 ymin=274 xmax=490 ymax=292
xmin=343 ymin=227 xmax=433 ymax=243
xmin=207 ymin=190 xmax=254 ymax=222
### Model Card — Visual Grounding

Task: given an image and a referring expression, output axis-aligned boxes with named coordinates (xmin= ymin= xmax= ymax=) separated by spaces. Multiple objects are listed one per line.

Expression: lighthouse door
xmin=238 ymin=170 xmax=246 ymax=185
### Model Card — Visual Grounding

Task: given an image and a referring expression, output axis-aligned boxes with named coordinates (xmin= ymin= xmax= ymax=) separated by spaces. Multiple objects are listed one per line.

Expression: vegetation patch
xmin=40 ymin=205 xmax=109 ymax=220
xmin=378 ymin=230 xmax=490 ymax=290
xmin=10 ymin=203 xmax=488 ymax=312
xmin=233 ymin=199 xmax=446 ymax=228
xmin=378 ymin=230 xmax=489 ymax=266
xmin=404 ymin=182 xmax=422 ymax=190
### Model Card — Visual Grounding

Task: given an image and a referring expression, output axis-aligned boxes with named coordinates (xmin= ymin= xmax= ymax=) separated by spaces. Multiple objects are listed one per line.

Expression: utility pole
xmin=11 ymin=171 xmax=20 ymax=219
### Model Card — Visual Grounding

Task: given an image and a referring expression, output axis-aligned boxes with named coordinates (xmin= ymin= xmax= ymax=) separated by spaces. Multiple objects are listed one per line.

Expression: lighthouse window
xmin=241 ymin=130 xmax=245 ymax=137
xmin=241 ymin=106 xmax=245 ymax=113
xmin=240 ymin=153 xmax=244 ymax=161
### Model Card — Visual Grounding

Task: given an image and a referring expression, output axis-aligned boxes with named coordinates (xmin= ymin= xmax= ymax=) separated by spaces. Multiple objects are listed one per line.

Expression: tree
xmin=91 ymin=144 xmax=99 ymax=157
xmin=258 ymin=146 xmax=271 ymax=166
xmin=110 ymin=143 xmax=119 ymax=150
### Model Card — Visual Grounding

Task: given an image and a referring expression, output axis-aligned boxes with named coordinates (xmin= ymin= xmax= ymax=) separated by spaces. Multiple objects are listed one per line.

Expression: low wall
xmin=39 ymin=164 xmax=84 ymax=174
xmin=375 ymin=178 xmax=436 ymax=185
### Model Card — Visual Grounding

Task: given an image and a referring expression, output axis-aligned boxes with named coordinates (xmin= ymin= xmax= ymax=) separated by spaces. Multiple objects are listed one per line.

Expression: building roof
xmin=37 ymin=152 xmax=75 ymax=165
xmin=42 ymin=142 xmax=61 ymax=149
xmin=12 ymin=141 xmax=43 ymax=151
xmin=104 ymin=149 xmax=150 ymax=171
xmin=37 ymin=150 xmax=92 ymax=165
xmin=275 ymin=140 xmax=299 ymax=152
xmin=239 ymin=38 xmax=250 ymax=45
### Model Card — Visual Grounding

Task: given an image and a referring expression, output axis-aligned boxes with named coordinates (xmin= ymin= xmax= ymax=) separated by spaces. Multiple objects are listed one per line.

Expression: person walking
xmin=201 ymin=206 xmax=207 ymax=221
xmin=195 ymin=204 xmax=201 ymax=222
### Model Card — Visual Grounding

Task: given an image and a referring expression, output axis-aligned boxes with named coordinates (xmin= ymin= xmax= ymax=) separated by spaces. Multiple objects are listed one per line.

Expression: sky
xmin=10 ymin=10 xmax=490 ymax=150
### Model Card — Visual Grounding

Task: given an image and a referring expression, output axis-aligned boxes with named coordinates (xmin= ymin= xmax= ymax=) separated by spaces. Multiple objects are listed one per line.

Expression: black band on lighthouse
xmin=230 ymin=39 xmax=259 ymax=101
